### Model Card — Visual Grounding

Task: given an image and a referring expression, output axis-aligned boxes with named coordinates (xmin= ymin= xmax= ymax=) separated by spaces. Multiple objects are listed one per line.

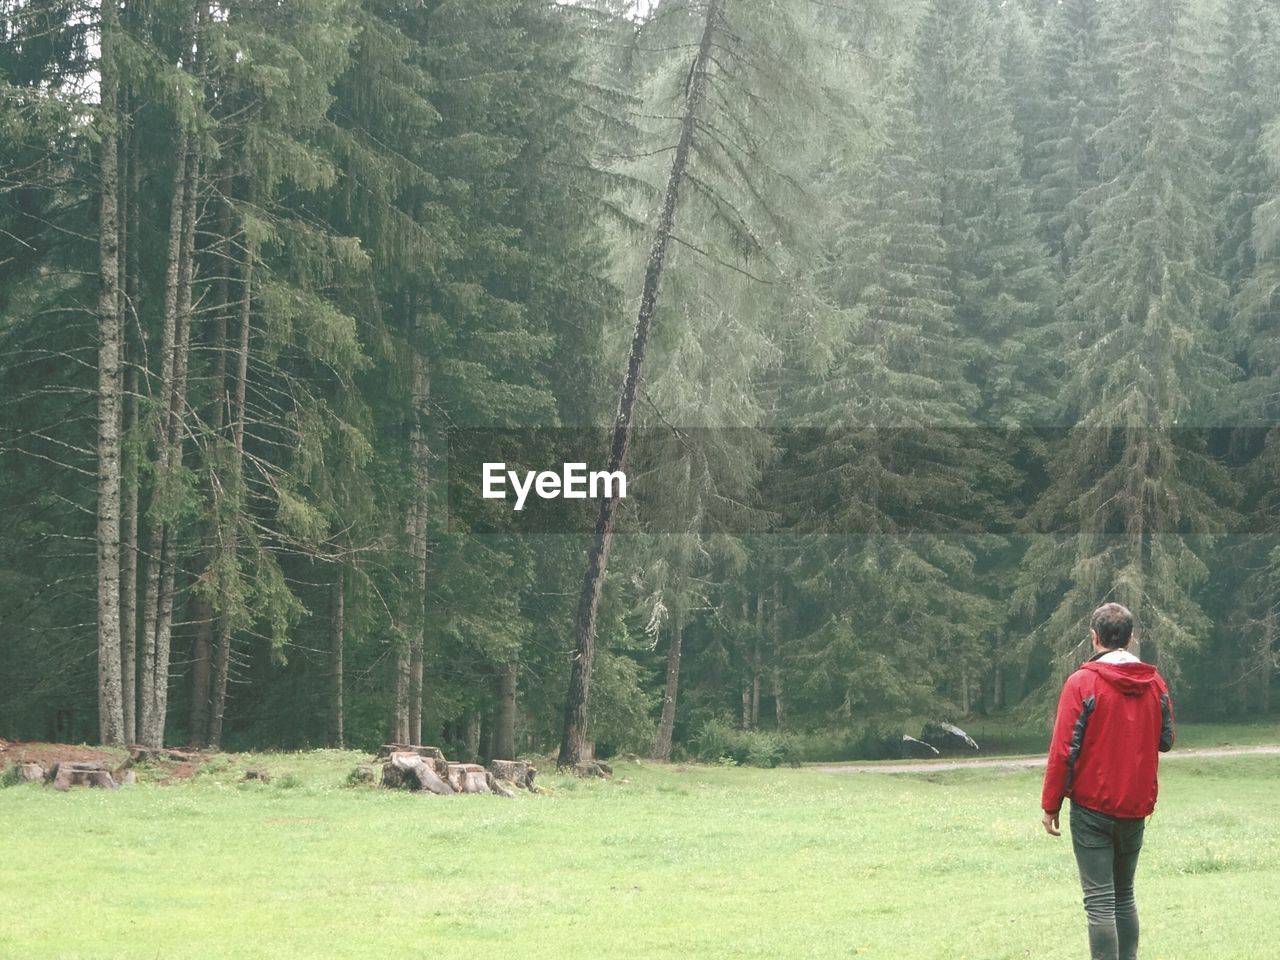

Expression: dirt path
xmin=811 ymin=744 xmax=1280 ymax=775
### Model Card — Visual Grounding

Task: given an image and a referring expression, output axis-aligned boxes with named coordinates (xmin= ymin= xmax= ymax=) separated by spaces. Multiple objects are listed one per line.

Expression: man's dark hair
xmin=1091 ymin=602 xmax=1134 ymax=649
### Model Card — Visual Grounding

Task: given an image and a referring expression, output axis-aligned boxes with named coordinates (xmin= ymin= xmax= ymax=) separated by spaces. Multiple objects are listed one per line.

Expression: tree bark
xmin=408 ymin=308 xmax=429 ymax=746
xmin=771 ymin=580 xmax=784 ymax=730
xmin=146 ymin=146 xmax=200 ymax=747
xmin=558 ymin=0 xmax=722 ymax=768
xmin=751 ymin=591 xmax=763 ymax=728
xmin=138 ymin=132 xmax=190 ymax=746
xmin=188 ymin=183 xmax=232 ymax=749
xmin=652 ymin=607 xmax=683 ymax=760
xmin=1259 ymin=607 xmax=1275 ymax=714
xmin=121 ymin=361 xmax=139 ymax=744
xmin=494 ymin=660 xmax=517 ymax=760
xmin=95 ymin=0 xmax=126 ymax=745
xmin=330 ymin=570 xmax=345 ymax=748
xmin=392 ymin=650 xmax=410 ymax=744
xmin=121 ymin=108 xmax=142 ymax=746
xmin=208 ymin=215 xmax=253 ymax=751
xmin=188 ymin=595 xmax=213 ymax=745
xmin=465 ymin=711 xmax=481 ymax=762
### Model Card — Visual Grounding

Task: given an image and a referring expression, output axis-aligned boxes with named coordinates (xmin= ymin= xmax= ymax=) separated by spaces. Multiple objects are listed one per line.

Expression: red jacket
xmin=1041 ymin=658 xmax=1175 ymax=818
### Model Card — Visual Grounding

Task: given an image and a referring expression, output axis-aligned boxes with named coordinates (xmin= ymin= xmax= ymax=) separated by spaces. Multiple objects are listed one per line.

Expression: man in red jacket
xmin=1040 ymin=602 xmax=1175 ymax=960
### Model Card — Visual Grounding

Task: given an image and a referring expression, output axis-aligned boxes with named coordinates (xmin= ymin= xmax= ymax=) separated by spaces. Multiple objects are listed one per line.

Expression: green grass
xmin=2 ymin=749 xmax=1278 ymax=958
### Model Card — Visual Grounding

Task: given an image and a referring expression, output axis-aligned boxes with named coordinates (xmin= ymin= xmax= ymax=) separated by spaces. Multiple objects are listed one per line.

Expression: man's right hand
xmin=1041 ymin=811 xmax=1061 ymax=836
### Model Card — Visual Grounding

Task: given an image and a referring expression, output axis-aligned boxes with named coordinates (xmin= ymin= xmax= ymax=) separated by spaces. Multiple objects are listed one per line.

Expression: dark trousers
xmin=1069 ymin=802 xmax=1146 ymax=960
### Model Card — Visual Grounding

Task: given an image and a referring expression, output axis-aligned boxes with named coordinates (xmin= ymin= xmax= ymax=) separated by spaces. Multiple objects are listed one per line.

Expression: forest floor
xmin=2 ymin=739 xmax=1279 ymax=958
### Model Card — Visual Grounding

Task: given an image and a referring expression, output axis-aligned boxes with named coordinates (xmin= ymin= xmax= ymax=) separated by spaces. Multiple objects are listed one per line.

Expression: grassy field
xmin=2 ymin=745 xmax=1278 ymax=959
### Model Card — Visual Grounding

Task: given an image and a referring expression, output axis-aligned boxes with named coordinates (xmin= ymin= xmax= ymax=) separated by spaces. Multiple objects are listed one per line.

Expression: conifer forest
xmin=2 ymin=0 xmax=1279 ymax=757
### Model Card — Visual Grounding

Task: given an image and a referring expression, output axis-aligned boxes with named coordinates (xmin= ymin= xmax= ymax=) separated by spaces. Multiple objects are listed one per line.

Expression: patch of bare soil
xmin=0 ymin=740 xmax=210 ymax=782
xmin=0 ymin=740 xmax=122 ymax=770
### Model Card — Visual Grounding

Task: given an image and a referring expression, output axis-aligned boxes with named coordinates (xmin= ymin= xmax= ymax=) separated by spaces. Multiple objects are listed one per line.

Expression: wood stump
xmin=484 ymin=771 xmax=514 ymax=798
xmin=487 ymin=759 xmax=537 ymax=792
xmin=243 ymin=768 xmax=272 ymax=783
xmin=48 ymin=762 xmax=118 ymax=791
xmin=446 ymin=763 xmax=490 ymax=794
xmin=347 ymin=764 xmax=376 ymax=785
xmin=384 ymin=752 xmax=455 ymax=795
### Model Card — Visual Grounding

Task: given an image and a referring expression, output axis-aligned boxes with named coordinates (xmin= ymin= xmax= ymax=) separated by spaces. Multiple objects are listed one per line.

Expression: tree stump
xmin=48 ymin=762 xmax=118 ymax=791
xmin=384 ymin=752 xmax=455 ymax=795
xmin=446 ymin=763 xmax=490 ymax=794
xmin=243 ymin=768 xmax=272 ymax=783
xmin=484 ymin=771 xmax=514 ymax=798
xmin=487 ymin=759 xmax=536 ymax=792
xmin=571 ymin=760 xmax=612 ymax=779
xmin=15 ymin=762 xmax=44 ymax=783
xmin=347 ymin=764 xmax=376 ymax=786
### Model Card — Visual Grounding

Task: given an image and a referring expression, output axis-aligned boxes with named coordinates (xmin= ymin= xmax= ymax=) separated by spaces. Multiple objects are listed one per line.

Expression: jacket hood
xmin=1082 ymin=660 xmax=1161 ymax=696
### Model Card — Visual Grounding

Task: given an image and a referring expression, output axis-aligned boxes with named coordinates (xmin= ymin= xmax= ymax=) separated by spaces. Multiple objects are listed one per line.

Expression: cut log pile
xmin=374 ymin=745 xmax=539 ymax=797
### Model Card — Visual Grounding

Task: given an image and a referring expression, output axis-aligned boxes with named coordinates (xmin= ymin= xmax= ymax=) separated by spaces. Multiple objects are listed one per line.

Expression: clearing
xmin=2 ymin=742 xmax=1278 ymax=958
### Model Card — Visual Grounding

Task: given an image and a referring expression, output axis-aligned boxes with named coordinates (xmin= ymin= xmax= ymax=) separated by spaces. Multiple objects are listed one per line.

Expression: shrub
xmin=693 ymin=718 xmax=800 ymax=768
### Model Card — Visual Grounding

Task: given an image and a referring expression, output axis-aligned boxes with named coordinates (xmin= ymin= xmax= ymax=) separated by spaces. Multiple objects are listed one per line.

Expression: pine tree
xmin=1030 ymin=0 xmax=1111 ymax=271
xmin=1021 ymin=0 xmax=1237 ymax=682
xmin=912 ymin=0 xmax=1055 ymax=427
xmin=781 ymin=81 xmax=998 ymax=721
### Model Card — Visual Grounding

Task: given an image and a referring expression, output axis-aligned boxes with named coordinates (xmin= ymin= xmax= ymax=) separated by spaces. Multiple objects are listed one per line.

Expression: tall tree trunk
xmin=1259 ymin=607 xmax=1275 ymax=714
xmin=558 ymin=0 xmax=722 ymax=768
xmin=465 ymin=711 xmax=481 ymax=761
xmin=391 ymin=657 xmax=410 ymax=743
xmin=188 ymin=596 xmax=212 ymax=745
xmin=740 ymin=597 xmax=752 ymax=730
xmin=331 ymin=570 xmax=345 ymax=747
xmin=751 ymin=591 xmax=763 ymax=728
xmin=771 ymin=580 xmax=784 ymax=730
xmin=652 ymin=607 xmax=683 ymax=760
xmin=408 ymin=311 xmax=429 ymax=746
xmin=95 ymin=0 xmax=126 ymax=745
xmin=480 ymin=712 xmax=494 ymax=763
xmin=139 ymin=134 xmax=190 ymax=746
xmin=146 ymin=147 xmax=200 ymax=747
xmin=208 ymin=219 xmax=253 ymax=752
xmin=120 ymin=111 xmax=142 ymax=746
xmin=409 ymin=644 xmax=423 ymax=745
xmin=188 ymin=186 xmax=232 ymax=749
xmin=121 ymin=362 xmax=139 ymax=744
xmin=494 ymin=660 xmax=517 ymax=759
